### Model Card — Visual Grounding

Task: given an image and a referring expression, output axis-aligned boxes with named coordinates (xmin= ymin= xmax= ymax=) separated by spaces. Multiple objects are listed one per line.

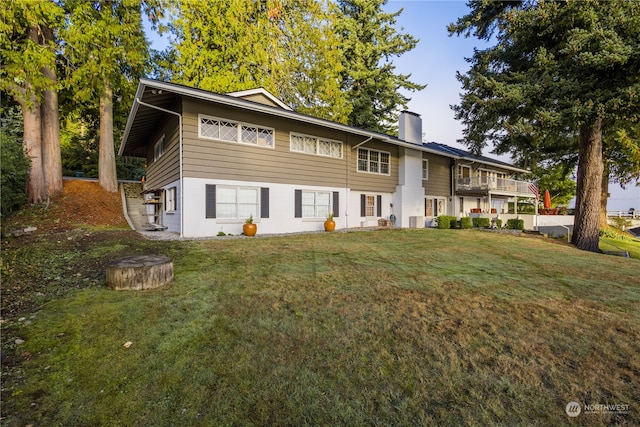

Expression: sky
xmin=144 ymin=0 xmax=639 ymax=211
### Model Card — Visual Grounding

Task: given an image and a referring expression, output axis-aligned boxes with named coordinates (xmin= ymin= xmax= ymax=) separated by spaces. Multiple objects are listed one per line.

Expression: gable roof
xmin=226 ymin=87 xmax=293 ymax=110
xmin=118 ymin=78 xmax=529 ymax=174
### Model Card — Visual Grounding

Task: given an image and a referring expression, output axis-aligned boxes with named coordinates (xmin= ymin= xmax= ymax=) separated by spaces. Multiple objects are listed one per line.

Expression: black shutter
xmin=333 ymin=192 xmax=339 ymax=218
xmin=205 ymin=185 xmax=216 ymax=218
xmin=261 ymin=187 xmax=269 ymax=218
xmin=295 ymin=190 xmax=302 ymax=218
xmin=377 ymin=195 xmax=382 ymax=217
xmin=360 ymin=194 xmax=366 ymax=217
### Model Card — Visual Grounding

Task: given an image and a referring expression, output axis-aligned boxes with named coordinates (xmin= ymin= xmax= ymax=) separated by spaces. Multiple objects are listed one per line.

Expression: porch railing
xmin=456 ymin=176 xmax=535 ymax=197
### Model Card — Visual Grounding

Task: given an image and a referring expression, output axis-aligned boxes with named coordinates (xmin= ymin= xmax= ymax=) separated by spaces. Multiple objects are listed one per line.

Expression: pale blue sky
xmin=144 ymin=0 xmax=639 ymax=210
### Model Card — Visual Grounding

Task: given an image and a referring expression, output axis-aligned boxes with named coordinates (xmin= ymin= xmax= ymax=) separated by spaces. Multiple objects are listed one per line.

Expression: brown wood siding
xmin=347 ymin=135 xmax=399 ymax=193
xmin=145 ymin=115 xmax=180 ymax=190
xmin=181 ymin=98 xmax=349 ymax=187
xmin=423 ymin=153 xmax=451 ymax=196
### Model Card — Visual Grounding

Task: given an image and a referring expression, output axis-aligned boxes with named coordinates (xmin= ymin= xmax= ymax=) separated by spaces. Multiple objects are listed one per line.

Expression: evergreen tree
xmin=450 ymin=0 xmax=640 ymax=252
xmin=63 ymin=0 xmax=149 ymax=192
xmin=336 ymin=0 xmax=425 ymax=134
xmin=0 ymin=0 xmax=64 ymax=203
xmin=166 ymin=0 xmax=350 ymax=122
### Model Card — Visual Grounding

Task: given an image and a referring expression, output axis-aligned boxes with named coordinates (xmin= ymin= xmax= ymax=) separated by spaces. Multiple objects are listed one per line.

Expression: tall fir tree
xmin=63 ymin=0 xmax=149 ymax=192
xmin=335 ymin=0 xmax=425 ymax=134
xmin=450 ymin=0 xmax=640 ymax=252
xmin=165 ymin=0 xmax=350 ymax=122
xmin=0 ymin=0 xmax=64 ymax=203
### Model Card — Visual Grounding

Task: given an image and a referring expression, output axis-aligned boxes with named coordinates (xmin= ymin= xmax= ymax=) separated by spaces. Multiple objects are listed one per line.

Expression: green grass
xmin=600 ymin=235 xmax=640 ymax=259
xmin=2 ymin=229 xmax=639 ymax=426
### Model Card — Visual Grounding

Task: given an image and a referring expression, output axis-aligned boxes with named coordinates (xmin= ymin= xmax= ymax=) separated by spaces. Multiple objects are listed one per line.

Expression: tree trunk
xmin=600 ymin=159 xmax=610 ymax=228
xmin=572 ymin=118 xmax=603 ymax=252
xmin=21 ymin=27 xmax=46 ymax=204
xmin=22 ymin=99 xmax=46 ymax=204
xmin=99 ymin=79 xmax=118 ymax=192
xmin=41 ymin=26 xmax=63 ymax=197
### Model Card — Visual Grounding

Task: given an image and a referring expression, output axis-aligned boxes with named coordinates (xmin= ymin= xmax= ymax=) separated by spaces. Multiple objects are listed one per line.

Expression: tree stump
xmin=106 ymin=255 xmax=173 ymax=290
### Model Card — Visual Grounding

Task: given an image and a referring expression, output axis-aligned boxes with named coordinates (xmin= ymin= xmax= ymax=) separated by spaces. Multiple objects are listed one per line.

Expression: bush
xmin=437 ymin=215 xmax=451 ymax=229
xmin=507 ymin=218 xmax=524 ymax=230
xmin=496 ymin=219 xmax=503 ymax=229
xmin=460 ymin=217 xmax=471 ymax=229
xmin=472 ymin=217 xmax=491 ymax=228
xmin=1 ymin=110 xmax=30 ymax=217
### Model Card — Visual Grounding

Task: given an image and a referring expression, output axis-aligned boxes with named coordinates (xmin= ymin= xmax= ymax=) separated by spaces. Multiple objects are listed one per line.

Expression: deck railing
xmin=456 ymin=177 xmax=535 ymax=197
xmin=607 ymin=210 xmax=639 ymax=219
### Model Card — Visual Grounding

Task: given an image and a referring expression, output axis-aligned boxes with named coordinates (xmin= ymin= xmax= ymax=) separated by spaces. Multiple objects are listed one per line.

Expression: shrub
xmin=437 ymin=215 xmax=451 ymax=229
xmin=472 ymin=217 xmax=491 ymax=228
xmin=460 ymin=217 xmax=471 ymax=229
xmin=496 ymin=219 xmax=503 ymax=229
xmin=507 ymin=218 xmax=525 ymax=230
xmin=1 ymin=112 xmax=29 ymax=217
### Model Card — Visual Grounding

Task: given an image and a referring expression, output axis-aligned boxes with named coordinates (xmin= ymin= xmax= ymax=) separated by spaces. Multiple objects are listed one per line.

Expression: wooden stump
xmin=106 ymin=255 xmax=173 ymax=290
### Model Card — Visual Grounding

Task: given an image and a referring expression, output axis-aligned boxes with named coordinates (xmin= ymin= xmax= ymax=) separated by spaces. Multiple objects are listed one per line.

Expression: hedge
xmin=460 ymin=217 xmax=472 ymax=229
xmin=507 ymin=218 xmax=525 ymax=230
xmin=472 ymin=217 xmax=491 ymax=228
xmin=437 ymin=215 xmax=451 ymax=229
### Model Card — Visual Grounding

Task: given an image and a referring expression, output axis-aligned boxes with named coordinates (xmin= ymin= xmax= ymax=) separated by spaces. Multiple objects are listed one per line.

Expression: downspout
xmin=451 ymin=160 xmax=455 ymax=215
xmin=345 ymin=132 xmax=350 ymax=230
xmin=136 ymin=98 xmax=184 ymax=237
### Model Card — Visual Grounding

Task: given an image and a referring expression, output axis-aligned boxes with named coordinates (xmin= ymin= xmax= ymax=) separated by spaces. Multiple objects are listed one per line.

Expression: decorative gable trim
xmin=226 ymin=88 xmax=293 ymax=111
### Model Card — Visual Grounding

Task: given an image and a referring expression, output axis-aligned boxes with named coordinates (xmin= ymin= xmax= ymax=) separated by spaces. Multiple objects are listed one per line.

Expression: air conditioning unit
xmin=409 ymin=216 xmax=425 ymax=228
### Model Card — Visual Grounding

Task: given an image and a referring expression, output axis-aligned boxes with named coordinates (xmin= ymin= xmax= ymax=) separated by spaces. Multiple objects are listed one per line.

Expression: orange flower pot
xmin=243 ymin=223 xmax=257 ymax=236
xmin=324 ymin=220 xmax=336 ymax=232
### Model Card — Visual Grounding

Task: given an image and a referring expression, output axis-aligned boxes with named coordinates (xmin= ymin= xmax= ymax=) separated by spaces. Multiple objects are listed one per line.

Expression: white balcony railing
xmin=456 ymin=177 xmax=535 ymax=197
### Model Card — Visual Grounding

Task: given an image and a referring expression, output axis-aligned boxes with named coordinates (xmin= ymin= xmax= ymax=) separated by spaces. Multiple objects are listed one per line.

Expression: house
xmin=119 ymin=79 xmax=535 ymax=237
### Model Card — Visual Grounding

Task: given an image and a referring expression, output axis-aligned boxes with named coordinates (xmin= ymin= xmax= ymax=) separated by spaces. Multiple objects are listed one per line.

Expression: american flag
xmin=528 ymin=183 xmax=539 ymax=199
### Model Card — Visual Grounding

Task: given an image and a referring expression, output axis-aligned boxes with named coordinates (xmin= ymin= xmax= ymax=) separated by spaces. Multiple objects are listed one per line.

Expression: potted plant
xmin=243 ymin=214 xmax=257 ymax=236
xmin=324 ymin=212 xmax=336 ymax=232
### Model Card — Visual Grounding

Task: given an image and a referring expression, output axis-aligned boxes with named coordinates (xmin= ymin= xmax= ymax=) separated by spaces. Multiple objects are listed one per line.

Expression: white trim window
xmin=425 ymin=197 xmax=446 ymax=217
xmin=301 ymin=190 xmax=331 ymax=219
xmin=199 ymin=114 xmax=274 ymax=148
xmin=422 ymin=159 xmax=429 ymax=180
xmin=216 ymin=186 xmax=259 ymax=220
xmin=357 ymin=148 xmax=390 ymax=175
xmin=290 ymin=133 xmax=343 ymax=159
xmin=165 ymin=187 xmax=176 ymax=213
xmin=153 ymin=135 xmax=165 ymax=161
xmin=364 ymin=195 xmax=376 ymax=217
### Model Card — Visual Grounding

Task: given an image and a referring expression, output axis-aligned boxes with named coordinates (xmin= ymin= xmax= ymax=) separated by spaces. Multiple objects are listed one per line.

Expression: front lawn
xmin=2 ymin=229 xmax=638 ymax=426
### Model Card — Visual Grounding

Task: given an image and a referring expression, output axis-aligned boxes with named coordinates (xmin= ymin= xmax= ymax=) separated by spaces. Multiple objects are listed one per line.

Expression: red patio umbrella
xmin=543 ymin=189 xmax=551 ymax=209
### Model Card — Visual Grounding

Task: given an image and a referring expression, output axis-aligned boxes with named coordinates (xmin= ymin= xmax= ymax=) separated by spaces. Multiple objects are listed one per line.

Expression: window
xmin=153 ymin=135 xmax=165 ymax=161
xmin=295 ymin=190 xmax=339 ymax=219
xmin=290 ymin=133 xmax=342 ymax=159
xmin=357 ymin=148 xmax=390 ymax=175
xmin=302 ymin=191 xmax=331 ymax=219
xmin=365 ymin=195 xmax=376 ymax=216
xmin=422 ymin=159 xmax=429 ymax=180
xmin=360 ymin=194 xmax=382 ymax=217
xmin=425 ymin=198 xmax=433 ymax=217
xmin=459 ymin=197 xmax=464 ymax=214
xmin=199 ymin=115 xmax=274 ymax=148
xmin=425 ymin=197 xmax=446 ymax=217
xmin=165 ymin=187 xmax=176 ymax=213
xmin=216 ymin=186 xmax=259 ymax=220
xmin=458 ymin=165 xmax=471 ymax=179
